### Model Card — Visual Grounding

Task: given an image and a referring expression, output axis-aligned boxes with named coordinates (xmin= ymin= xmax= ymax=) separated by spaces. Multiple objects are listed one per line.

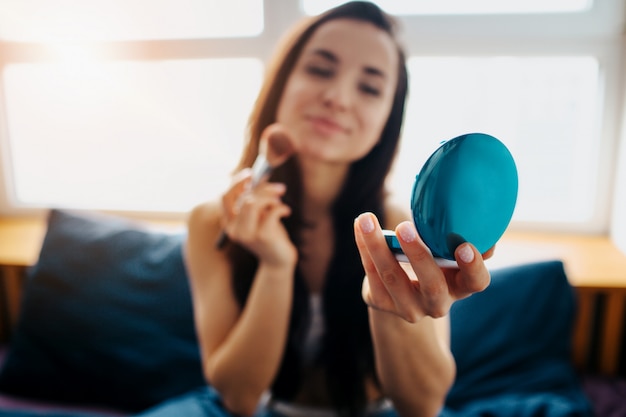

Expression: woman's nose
xmin=321 ymin=80 xmax=351 ymax=110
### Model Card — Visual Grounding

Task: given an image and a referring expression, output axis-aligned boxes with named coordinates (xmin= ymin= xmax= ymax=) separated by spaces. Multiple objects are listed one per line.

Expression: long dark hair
xmin=226 ymin=2 xmax=408 ymax=415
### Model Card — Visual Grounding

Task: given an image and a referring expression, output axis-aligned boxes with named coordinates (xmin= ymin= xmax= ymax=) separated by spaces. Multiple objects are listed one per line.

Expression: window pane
xmin=0 ymin=0 xmax=263 ymax=41
xmin=302 ymin=0 xmax=592 ymax=15
xmin=3 ymin=59 xmax=263 ymax=212
xmin=388 ymin=56 xmax=599 ymax=224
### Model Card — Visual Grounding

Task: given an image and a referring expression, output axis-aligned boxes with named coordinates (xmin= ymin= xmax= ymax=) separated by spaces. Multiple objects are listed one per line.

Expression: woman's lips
xmin=308 ymin=116 xmax=346 ymax=135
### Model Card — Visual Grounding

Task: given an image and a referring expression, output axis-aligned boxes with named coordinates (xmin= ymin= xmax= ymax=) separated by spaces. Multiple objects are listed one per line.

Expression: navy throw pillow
xmin=445 ymin=260 xmax=593 ymax=415
xmin=0 ymin=209 xmax=205 ymax=412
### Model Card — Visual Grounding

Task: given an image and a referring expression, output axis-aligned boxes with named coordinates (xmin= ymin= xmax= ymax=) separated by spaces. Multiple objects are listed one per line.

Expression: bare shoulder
xmin=383 ymin=199 xmax=412 ymax=230
xmin=185 ymin=201 xmax=232 ymax=288
xmin=187 ymin=200 xmax=222 ymax=235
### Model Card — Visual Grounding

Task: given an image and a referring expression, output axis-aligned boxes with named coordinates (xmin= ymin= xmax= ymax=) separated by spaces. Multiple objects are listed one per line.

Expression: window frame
xmin=0 ymin=0 xmax=623 ymax=233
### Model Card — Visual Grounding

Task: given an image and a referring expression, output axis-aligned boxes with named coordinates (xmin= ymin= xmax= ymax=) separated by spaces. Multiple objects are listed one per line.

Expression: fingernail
xmin=397 ymin=222 xmax=417 ymax=243
xmin=457 ymin=244 xmax=475 ymax=264
xmin=271 ymin=183 xmax=286 ymax=192
xmin=358 ymin=214 xmax=375 ymax=234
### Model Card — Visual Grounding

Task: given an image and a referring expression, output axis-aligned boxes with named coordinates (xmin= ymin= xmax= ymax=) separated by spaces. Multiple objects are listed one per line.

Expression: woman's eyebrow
xmin=311 ymin=48 xmax=338 ymax=63
xmin=363 ymin=65 xmax=386 ymax=79
xmin=310 ymin=48 xmax=387 ymax=79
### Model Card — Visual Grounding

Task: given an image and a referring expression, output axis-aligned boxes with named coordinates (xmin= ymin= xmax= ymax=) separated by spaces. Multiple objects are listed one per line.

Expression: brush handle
xmin=249 ymin=154 xmax=272 ymax=187
xmin=215 ymin=154 xmax=274 ymax=249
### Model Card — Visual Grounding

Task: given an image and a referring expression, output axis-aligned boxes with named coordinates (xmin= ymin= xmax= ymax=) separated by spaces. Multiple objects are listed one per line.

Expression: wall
xmin=611 ymin=39 xmax=626 ymax=255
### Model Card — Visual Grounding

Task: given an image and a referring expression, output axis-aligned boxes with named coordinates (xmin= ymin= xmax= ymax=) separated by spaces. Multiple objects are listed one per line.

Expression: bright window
xmin=3 ymin=59 xmax=262 ymax=211
xmin=0 ymin=0 xmax=263 ymax=41
xmin=390 ymin=56 xmax=600 ymax=224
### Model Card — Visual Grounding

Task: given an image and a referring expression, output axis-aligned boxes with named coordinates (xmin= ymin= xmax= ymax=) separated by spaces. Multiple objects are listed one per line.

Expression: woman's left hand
xmin=354 ymin=212 xmax=492 ymax=322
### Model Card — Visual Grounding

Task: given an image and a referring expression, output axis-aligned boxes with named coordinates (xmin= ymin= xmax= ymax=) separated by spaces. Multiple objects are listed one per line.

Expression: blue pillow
xmin=0 ymin=209 xmax=205 ymax=412
xmin=445 ymin=260 xmax=593 ymax=416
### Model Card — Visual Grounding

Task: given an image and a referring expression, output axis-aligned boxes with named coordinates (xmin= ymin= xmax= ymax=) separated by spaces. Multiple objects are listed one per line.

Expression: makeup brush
xmin=215 ymin=125 xmax=295 ymax=249
xmin=248 ymin=125 xmax=295 ymax=187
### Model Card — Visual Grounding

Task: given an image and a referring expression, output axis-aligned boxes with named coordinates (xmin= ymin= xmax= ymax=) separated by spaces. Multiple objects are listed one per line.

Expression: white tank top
xmin=301 ymin=293 xmax=325 ymax=366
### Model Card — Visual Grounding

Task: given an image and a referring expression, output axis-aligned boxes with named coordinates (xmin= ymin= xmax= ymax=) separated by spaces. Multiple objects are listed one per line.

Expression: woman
xmin=139 ymin=2 xmax=491 ymax=417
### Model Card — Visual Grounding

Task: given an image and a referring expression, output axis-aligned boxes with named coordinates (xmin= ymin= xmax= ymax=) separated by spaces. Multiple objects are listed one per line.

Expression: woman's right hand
xmin=220 ymin=169 xmax=297 ymax=267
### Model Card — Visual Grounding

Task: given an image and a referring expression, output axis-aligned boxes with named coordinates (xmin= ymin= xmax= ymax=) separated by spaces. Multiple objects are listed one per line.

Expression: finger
xmin=395 ymin=221 xmax=451 ymax=317
xmin=450 ymin=242 xmax=491 ymax=298
xmin=360 ymin=277 xmax=383 ymax=313
xmin=222 ymin=171 xmax=253 ymax=221
xmin=234 ymin=181 xmax=286 ymax=217
xmin=231 ymin=167 xmax=252 ymax=185
xmin=235 ymin=186 xmax=284 ymax=224
xmin=354 ymin=217 xmax=394 ymax=310
xmin=260 ymin=195 xmax=292 ymax=229
xmin=482 ymin=245 xmax=496 ymax=260
xmin=356 ymin=213 xmax=420 ymax=321
xmin=253 ymin=181 xmax=287 ymax=199
xmin=230 ymin=183 xmax=287 ymax=241
xmin=252 ymin=201 xmax=292 ymax=245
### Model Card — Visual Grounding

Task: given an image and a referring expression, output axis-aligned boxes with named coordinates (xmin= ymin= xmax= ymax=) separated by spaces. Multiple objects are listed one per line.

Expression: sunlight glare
xmin=4 ymin=58 xmax=263 ymax=212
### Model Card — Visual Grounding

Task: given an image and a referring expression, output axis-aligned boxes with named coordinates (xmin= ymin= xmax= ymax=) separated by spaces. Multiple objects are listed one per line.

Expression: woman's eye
xmin=306 ymin=65 xmax=333 ymax=78
xmin=360 ymin=83 xmax=381 ymax=96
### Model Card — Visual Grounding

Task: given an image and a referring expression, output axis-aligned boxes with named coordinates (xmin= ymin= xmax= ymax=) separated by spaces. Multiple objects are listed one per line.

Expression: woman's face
xmin=276 ymin=18 xmax=399 ymax=165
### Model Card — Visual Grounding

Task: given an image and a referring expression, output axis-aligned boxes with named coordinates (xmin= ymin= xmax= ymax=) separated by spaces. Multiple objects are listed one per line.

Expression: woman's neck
xmin=299 ymin=158 xmax=349 ymax=221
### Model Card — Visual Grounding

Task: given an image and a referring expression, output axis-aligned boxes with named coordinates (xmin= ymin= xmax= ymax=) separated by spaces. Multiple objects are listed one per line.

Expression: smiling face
xmin=276 ymin=18 xmax=399 ymax=166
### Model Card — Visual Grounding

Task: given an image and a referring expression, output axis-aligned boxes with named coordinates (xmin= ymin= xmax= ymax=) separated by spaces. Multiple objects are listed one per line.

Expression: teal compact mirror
xmin=384 ymin=133 xmax=518 ymax=266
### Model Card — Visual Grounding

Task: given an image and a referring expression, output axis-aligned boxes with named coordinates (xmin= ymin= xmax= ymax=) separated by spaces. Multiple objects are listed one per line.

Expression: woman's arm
xmin=185 ymin=198 xmax=296 ymax=416
xmin=354 ymin=205 xmax=490 ymax=417
xmin=368 ymin=307 xmax=455 ymax=417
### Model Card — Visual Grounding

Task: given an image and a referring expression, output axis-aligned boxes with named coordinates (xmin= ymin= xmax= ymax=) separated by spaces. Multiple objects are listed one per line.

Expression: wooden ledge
xmin=2 ymin=216 xmax=626 ymax=289
xmin=0 ymin=215 xmax=184 ymax=268
xmin=0 ymin=217 xmax=47 ymax=267
xmin=488 ymin=230 xmax=626 ymax=290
